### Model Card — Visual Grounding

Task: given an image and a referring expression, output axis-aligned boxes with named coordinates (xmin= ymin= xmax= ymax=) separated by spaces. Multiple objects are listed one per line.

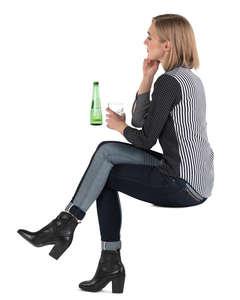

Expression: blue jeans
xmin=65 ymin=141 xmax=207 ymax=249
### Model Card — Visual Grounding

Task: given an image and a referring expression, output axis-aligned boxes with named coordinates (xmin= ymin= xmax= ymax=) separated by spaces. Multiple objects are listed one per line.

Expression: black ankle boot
xmin=79 ymin=249 xmax=126 ymax=293
xmin=17 ymin=211 xmax=79 ymax=260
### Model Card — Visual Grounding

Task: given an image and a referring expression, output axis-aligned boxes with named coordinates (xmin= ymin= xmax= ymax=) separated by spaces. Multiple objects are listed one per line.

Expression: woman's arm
xmin=131 ymin=76 xmax=154 ymax=127
xmin=124 ymin=74 xmax=179 ymax=150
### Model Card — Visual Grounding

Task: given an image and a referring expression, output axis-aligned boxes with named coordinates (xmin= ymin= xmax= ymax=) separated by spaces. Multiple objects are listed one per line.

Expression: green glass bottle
xmin=90 ymin=81 xmax=102 ymax=125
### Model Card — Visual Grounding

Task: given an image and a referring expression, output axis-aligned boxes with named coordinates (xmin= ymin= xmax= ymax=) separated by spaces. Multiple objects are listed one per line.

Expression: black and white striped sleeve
xmin=123 ymin=74 xmax=180 ymax=150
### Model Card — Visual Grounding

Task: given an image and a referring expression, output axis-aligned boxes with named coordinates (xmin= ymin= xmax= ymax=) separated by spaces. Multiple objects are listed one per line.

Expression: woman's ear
xmin=164 ymin=40 xmax=171 ymax=51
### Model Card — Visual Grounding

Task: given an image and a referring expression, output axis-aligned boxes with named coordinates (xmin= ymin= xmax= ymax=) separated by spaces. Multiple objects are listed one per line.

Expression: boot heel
xmin=49 ymin=240 xmax=71 ymax=260
xmin=112 ymin=275 xmax=125 ymax=293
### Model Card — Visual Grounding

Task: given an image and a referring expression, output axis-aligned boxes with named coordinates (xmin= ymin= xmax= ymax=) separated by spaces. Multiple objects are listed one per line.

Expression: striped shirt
xmin=123 ymin=66 xmax=214 ymax=198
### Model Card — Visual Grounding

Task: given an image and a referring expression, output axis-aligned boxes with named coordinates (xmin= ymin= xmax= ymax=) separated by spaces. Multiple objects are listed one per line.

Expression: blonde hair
xmin=152 ymin=14 xmax=200 ymax=71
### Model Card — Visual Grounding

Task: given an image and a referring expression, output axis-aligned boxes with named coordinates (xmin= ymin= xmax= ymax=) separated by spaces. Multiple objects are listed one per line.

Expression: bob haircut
xmin=152 ymin=14 xmax=200 ymax=71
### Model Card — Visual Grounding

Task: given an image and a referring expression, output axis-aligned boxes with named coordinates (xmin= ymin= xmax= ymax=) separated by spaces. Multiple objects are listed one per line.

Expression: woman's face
xmin=144 ymin=23 xmax=171 ymax=63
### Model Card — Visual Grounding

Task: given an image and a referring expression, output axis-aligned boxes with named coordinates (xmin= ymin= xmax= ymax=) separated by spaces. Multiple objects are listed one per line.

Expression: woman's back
xmin=160 ymin=66 xmax=214 ymax=198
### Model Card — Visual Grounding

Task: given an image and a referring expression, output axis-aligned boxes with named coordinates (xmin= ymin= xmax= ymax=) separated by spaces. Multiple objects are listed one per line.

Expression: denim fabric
xmin=65 ymin=141 xmax=207 ymax=242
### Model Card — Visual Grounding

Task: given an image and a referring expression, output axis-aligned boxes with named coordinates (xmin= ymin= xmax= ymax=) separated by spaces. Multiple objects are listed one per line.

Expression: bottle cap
xmin=93 ymin=81 xmax=99 ymax=84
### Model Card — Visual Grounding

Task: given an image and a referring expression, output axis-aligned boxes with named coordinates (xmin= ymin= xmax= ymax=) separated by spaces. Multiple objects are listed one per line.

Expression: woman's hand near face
xmin=143 ymin=58 xmax=160 ymax=77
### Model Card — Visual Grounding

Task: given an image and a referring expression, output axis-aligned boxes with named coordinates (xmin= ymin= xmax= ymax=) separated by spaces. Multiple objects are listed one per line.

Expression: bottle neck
xmin=93 ymin=83 xmax=100 ymax=99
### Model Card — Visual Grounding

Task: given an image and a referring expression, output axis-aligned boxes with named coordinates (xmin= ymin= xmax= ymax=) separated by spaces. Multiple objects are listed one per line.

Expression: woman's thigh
xmin=106 ymin=163 xmax=207 ymax=207
xmin=97 ymin=140 xmax=164 ymax=167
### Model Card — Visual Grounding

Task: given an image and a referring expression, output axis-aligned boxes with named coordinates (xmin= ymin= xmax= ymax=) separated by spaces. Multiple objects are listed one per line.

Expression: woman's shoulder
xmin=163 ymin=66 xmax=203 ymax=89
xmin=154 ymin=72 xmax=182 ymax=94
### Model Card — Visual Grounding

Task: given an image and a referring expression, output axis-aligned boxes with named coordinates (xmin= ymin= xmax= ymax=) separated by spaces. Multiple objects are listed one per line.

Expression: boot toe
xmin=17 ymin=229 xmax=36 ymax=243
xmin=79 ymin=280 xmax=101 ymax=292
xmin=79 ymin=280 xmax=92 ymax=288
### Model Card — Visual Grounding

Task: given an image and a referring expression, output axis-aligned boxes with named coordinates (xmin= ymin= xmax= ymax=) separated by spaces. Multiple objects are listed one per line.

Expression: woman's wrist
xmin=138 ymin=76 xmax=154 ymax=94
xmin=118 ymin=122 xmax=128 ymax=135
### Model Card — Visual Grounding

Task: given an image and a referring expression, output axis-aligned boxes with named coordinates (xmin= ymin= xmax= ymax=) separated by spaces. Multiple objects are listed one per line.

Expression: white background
xmin=1 ymin=0 xmax=239 ymax=299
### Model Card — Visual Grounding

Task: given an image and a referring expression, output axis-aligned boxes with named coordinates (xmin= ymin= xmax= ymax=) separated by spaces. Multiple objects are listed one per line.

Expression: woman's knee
xmin=96 ymin=141 xmax=126 ymax=153
xmin=95 ymin=141 xmax=116 ymax=158
xmin=96 ymin=141 xmax=113 ymax=153
xmin=96 ymin=141 xmax=132 ymax=160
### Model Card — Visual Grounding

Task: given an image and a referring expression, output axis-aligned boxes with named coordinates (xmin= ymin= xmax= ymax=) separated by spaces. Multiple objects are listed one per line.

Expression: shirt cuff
xmin=123 ymin=125 xmax=138 ymax=140
xmin=132 ymin=91 xmax=150 ymax=114
xmin=136 ymin=91 xmax=150 ymax=103
xmin=123 ymin=125 xmax=131 ymax=138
